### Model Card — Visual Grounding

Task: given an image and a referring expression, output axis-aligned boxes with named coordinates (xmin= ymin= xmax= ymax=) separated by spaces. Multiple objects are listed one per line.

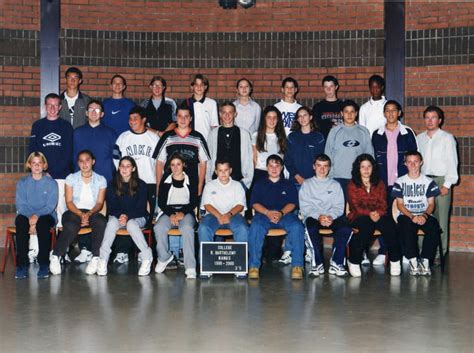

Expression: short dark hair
xmin=404 ymin=150 xmax=423 ymax=162
xmin=215 ymin=158 xmax=232 ymax=169
xmin=313 ymin=153 xmax=332 ymax=167
xmin=110 ymin=74 xmax=127 ymax=86
xmin=341 ymin=100 xmax=359 ymax=113
xmin=44 ymin=93 xmax=61 ymax=104
xmin=368 ymin=74 xmax=385 ymax=88
xmin=321 ymin=75 xmax=339 ymax=87
xmin=384 ymin=100 xmax=402 ymax=112
xmin=129 ymin=106 xmax=145 ymax=118
xmin=176 ymin=102 xmax=193 ymax=118
xmin=87 ymin=99 xmax=104 ymax=112
xmin=423 ymin=105 xmax=445 ymax=125
xmin=65 ymin=67 xmax=83 ymax=80
xmin=266 ymin=154 xmax=284 ymax=166
xmin=77 ymin=149 xmax=95 ymax=161
xmin=219 ymin=101 xmax=236 ymax=112
xmin=191 ymin=74 xmax=209 ymax=94
xmin=281 ymin=77 xmax=299 ymax=90
xmin=149 ymin=76 xmax=167 ymax=90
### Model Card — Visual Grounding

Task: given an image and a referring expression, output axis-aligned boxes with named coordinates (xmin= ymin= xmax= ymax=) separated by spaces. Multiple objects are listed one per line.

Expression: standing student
xmin=359 ymin=75 xmax=387 ymax=136
xmin=274 ymin=77 xmax=302 ymax=136
xmin=59 ymin=67 xmax=91 ymax=129
xmin=96 ymin=156 xmax=153 ymax=277
xmin=102 ymin=74 xmax=136 ymax=135
xmin=233 ymin=78 xmax=261 ymax=134
xmin=417 ymin=106 xmax=458 ymax=256
xmin=14 ymin=152 xmax=58 ymax=279
xmin=184 ymin=74 xmax=219 ymax=141
xmin=140 ymin=76 xmax=177 ymax=137
xmin=312 ymin=75 xmax=344 ymax=139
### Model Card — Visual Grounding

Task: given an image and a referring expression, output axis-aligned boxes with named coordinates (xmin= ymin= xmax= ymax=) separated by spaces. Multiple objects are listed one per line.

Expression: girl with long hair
xmin=233 ymin=78 xmax=261 ymax=134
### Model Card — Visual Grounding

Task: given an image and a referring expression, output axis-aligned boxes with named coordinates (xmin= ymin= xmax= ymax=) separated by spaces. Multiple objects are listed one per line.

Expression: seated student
xmin=49 ymin=150 xmax=107 ymax=275
xmin=248 ymin=154 xmax=304 ymax=280
xmin=14 ymin=152 xmax=58 ymax=279
xmin=154 ymin=153 xmax=198 ymax=279
xmin=95 ymin=156 xmax=153 ymax=277
xmin=324 ymin=100 xmax=373 ymax=199
xmin=346 ymin=154 xmax=401 ymax=277
xmin=233 ymin=78 xmax=261 ymax=135
xmin=198 ymin=159 xmax=249 ymax=279
xmin=284 ymin=106 xmax=326 ymax=188
xmin=392 ymin=151 xmax=441 ymax=276
xmin=299 ymin=154 xmax=352 ymax=277
xmin=206 ymin=101 xmax=254 ymax=190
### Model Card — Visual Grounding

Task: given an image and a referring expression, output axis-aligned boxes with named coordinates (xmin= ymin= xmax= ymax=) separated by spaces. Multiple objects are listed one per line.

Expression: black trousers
xmin=349 ymin=215 xmax=400 ymax=264
xmin=397 ymin=215 xmax=440 ymax=261
xmin=54 ymin=210 xmax=106 ymax=257
xmin=15 ymin=214 xmax=55 ymax=266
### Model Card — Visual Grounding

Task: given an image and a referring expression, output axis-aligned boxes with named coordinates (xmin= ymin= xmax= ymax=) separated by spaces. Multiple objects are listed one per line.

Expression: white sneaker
xmin=372 ymin=254 xmax=386 ymax=266
xmin=75 ymin=249 xmax=93 ymax=263
xmin=329 ymin=263 xmax=349 ymax=277
xmin=402 ymin=256 xmax=410 ymax=265
xmin=185 ymin=268 xmax=197 ymax=279
xmin=113 ymin=252 xmax=129 ymax=264
xmin=155 ymin=255 xmax=174 ymax=273
xmin=97 ymin=259 xmax=108 ymax=276
xmin=390 ymin=260 xmax=401 ymax=276
xmin=137 ymin=252 xmax=143 ymax=264
xmin=138 ymin=259 xmax=152 ymax=276
xmin=361 ymin=252 xmax=370 ymax=266
xmin=408 ymin=257 xmax=420 ymax=276
xmin=304 ymin=249 xmax=312 ymax=263
xmin=419 ymin=258 xmax=431 ymax=276
xmin=278 ymin=250 xmax=292 ymax=266
xmin=348 ymin=260 xmax=361 ymax=277
xmin=86 ymin=257 xmax=100 ymax=275
xmin=28 ymin=249 xmax=38 ymax=264
xmin=49 ymin=255 xmax=61 ymax=275
xmin=64 ymin=253 xmax=72 ymax=263
xmin=308 ymin=263 xmax=324 ymax=277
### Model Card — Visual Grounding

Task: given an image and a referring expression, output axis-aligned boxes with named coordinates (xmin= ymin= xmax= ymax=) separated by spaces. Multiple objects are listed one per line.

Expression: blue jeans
xmin=198 ymin=214 xmax=249 ymax=243
xmin=248 ymin=213 xmax=304 ymax=268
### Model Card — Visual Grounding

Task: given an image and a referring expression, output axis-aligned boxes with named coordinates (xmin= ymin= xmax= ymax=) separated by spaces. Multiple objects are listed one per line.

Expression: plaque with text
xmin=200 ymin=242 xmax=248 ymax=275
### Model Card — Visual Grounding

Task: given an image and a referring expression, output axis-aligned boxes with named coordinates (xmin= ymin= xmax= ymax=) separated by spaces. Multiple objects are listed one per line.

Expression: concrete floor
xmin=0 ymin=252 xmax=473 ymax=353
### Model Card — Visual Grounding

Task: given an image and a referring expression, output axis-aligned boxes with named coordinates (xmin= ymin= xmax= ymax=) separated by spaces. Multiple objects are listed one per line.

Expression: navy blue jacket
xmin=106 ymin=179 xmax=148 ymax=220
xmin=371 ymin=122 xmax=418 ymax=186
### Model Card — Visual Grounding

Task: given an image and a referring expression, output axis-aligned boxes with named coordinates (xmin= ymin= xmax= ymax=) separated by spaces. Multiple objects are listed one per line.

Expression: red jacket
xmin=347 ymin=180 xmax=387 ymax=222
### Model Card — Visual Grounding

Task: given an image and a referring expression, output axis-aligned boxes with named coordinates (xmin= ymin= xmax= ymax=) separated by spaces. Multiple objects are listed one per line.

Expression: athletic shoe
xmin=64 ymin=254 xmax=72 ymax=263
xmin=137 ymin=252 xmax=143 ymax=264
xmin=390 ymin=260 xmax=401 ymax=276
xmin=113 ymin=252 xmax=129 ymax=264
xmin=86 ymin=257 xmax=100 ymax=275
xmin=185 ymin=268 xmax=196 ymax=279
xmin=155 ymin=255 xmax=174 ymax=273
xmin=15 ymin=266 xmax=28 ymax=279
xmin=138 ymin=260 xmax=152 ymax=276
xmin=402 ymin=256 xmax=410 ymax=265
xmin=278 ymin=250 xmax=292 ymax=266
xmin=408 ymin=257 xmax=420 ymax=276
xmin=37 ymin=265 xmax=49 ymax=279
xmin=329 ymin=263 xmax=349 ymax=277
xmin=49 ymin=255 xmax=62 ymax=275
xmin=166 ymin=259 xmax=178 ymax=270
xmin=308 ymin=264 xmax=325 ymax=277
xmin=28 ymin=249 xmax=38 ymax=264
xmin=419 ymin=258 xmax=431 ymax=276
xmin=235 ymin=273 xmax=248 ymax=279
xmin=75 ymin=249 xmax=93 ymax=263
xmin=248 ymin=267 xmax=259 ymax=279
xmin=97 ymin=259 xmax=108 ymax=276
xmin=291 ymin=266 xmax=303 ymax=280
xmin=372 ymin=254 xmax=386 ymax=266
xmin=305 ymin=249 xmax=312 ymax=263
xmin=361 ymin=252 xmax=370 ymax=266
xmin=347 ymin=260 xmax=361 ymax=277
xmin=199 ymin=273 xmax=212 ymax=279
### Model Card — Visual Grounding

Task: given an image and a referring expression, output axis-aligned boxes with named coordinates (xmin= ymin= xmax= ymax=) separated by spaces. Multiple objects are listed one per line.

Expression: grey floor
xmin=0 ymin=251 xmax=473 ymax=353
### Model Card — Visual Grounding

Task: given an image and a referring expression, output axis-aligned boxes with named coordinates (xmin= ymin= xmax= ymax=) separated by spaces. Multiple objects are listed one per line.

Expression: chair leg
xmin=50 ymin=228 xmax=57 ymax=248
xmin=1 ymin=229 xmax=14 ymax=273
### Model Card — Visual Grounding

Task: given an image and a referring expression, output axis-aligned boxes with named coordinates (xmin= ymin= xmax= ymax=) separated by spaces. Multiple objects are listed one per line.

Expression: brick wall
xmin=1 ymin=0 xmax=473 ymax=251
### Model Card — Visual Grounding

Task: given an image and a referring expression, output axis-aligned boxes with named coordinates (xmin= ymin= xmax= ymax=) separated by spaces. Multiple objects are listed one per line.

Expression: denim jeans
xmin=198 ymin=214 xmax=249 ymax=243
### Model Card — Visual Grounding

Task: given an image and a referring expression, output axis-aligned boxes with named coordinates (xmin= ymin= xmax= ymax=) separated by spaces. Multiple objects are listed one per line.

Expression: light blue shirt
xmin=65 ymin=171 xmax=107 ymax=206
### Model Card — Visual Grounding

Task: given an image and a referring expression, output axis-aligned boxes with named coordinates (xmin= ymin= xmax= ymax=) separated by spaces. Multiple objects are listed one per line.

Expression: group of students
xmin=14 ymin=67 xmax=458 ymax=281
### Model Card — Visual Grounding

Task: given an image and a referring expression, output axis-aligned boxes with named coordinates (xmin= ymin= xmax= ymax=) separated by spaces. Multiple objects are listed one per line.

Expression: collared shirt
xmin=233 ymin=98 xmax=261 ymax=134
xmin=359 ymin=96 xmax=387 ymax=135
xmin=385 ymin=124 xmax=400 ymax=186
xmin=65 ymin=171 xmax=107 ymax=207
xmin=417 ymin=129 xmax=458 ymax=188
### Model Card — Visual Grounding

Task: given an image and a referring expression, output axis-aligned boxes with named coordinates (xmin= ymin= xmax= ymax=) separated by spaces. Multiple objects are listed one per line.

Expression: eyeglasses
xmin=88 ymin=108 xmax=101 ymax=113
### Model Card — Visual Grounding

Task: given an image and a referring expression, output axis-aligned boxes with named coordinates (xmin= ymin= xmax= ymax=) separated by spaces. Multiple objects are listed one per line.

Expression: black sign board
xmin=200 ymin=242 xmax=248 ymax=275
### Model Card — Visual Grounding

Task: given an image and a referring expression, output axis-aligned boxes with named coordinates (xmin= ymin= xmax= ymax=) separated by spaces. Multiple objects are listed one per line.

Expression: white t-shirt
xmin=392 ymin=174 xmax=440 ymax=215
xmin=65 ymin=92 xmax=79 ymax=110
xmin=359 ymin=96 xmax=387 ymax=136
xmin=76 ymin=181 xmax=95 ymax=210
xmin=201 ymin=178 xmax=247 ymax=214
xmin=193 ymin=97 xmax=219 ymax=141
xmin=252 ymin=132 xmax=283 ymax=170
xmin=274 ymin=100 xmax=302 ymax=136
xmin=233 ymin=99 xmax=261 ymax=134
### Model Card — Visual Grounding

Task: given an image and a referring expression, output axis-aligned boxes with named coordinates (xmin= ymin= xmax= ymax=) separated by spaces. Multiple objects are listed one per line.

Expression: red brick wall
xmin=0 ymin=0 xmax=39 ymax=30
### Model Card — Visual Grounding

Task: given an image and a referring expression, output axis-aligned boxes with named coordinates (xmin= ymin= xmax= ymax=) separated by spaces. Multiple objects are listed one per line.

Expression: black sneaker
xmin=166 ymin=259 xmax=178 ymax=270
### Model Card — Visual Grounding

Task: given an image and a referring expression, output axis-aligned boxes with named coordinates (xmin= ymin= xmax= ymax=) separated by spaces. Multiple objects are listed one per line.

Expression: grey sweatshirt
xmin=324 ymin=124 xmax=374 ymax=179
xmin=299 ymin=176 xmax=344 ymax=221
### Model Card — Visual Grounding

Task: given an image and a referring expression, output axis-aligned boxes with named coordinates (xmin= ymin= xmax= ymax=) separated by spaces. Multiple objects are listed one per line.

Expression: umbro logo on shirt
xmin=43 ymin=133 xmax=61 ymax=143
xmin=112 ymin=110 xmax=121 ymax=115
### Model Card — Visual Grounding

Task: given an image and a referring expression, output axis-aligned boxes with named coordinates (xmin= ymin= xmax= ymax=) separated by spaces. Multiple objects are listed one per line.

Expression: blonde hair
xmin=25 ymin=151 xmax=48 ymax=172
